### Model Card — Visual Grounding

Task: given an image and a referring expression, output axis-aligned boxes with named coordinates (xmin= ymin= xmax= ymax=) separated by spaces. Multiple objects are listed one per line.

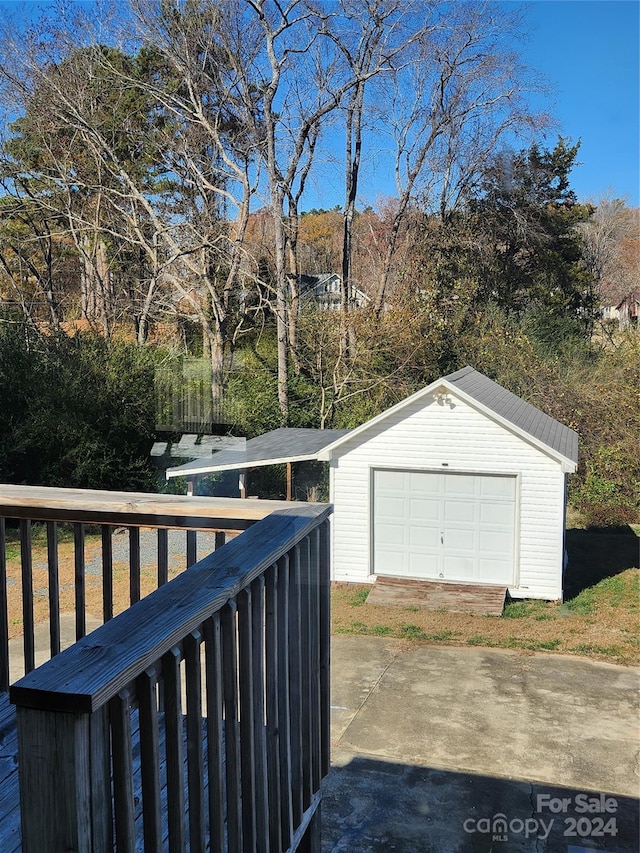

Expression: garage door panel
xmin=409 ymin=472 xmax=440 ymax=492
xmin=444 ymin=528 xmax=476 ymax=552
xmin=376 ymin=495 xmax=407 ymax=522
xmin=478 ymin=558 xmax=512 ymax=583
xmin=376 ymin=469 xmax=408 ymax=491
xmin=409 ymin=525 xmax=440 ymax=548
xmin=376 ymin=547 xmax=407 ymax=574
xmin=480 ymin=502 xmax=513 ymax=526
xmin=444 ymin=501 xmax=476 ymax=523
xmin=443 ymin=553 xmax=475 ymax=578
xmin=444 ymin=474 xmax=477 ymax=496
xmin=377 ymin=522 xmax=406 ymax=547
xmin=479 ymin=530 xmax=513 ymax=555
xmin=409 ymin=553 xmax=438 ymax=575
xmin=479 ymin=476 xmax=515 ymax=498
xmin=409 ymin=498 xmax=440 ymax=521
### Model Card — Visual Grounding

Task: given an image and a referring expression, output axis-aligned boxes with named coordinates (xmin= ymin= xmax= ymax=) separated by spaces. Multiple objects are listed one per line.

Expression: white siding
xmin=330 ymin=391 xmax=565 ymax=599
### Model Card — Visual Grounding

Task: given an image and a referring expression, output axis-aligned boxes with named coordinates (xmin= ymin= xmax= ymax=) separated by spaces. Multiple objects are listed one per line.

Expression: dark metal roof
xmin=443 ymin=366 xmax=579 ymax=463
xmin=166 ymin=428 xmax=350 ymax=478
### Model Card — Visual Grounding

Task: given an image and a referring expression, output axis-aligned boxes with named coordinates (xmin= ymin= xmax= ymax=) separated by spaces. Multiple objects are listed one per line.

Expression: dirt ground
xmin=3 ymin=529 xmax=196 ymax=641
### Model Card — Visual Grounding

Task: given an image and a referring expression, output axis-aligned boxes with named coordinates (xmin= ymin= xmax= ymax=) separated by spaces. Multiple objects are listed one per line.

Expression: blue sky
xmin=521 ymin=0 xmax=639 ymax=206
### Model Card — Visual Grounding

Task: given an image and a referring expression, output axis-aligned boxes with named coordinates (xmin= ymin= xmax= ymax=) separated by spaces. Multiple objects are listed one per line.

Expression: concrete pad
xmin=324 ymin=638 xmax=640 ymax=852
xmin=330 ymin=635 xmax=400 ymax=741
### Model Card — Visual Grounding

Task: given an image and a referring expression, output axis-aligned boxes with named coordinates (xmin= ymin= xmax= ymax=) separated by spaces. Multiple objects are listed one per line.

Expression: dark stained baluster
xmin=309 ymin=528 xmax=322 ymax=793
xmin=186 ymin=530 xmax=197 ymax=568
xmin=102 ymin=525 xmax=113 ymax=622
xmin=157 ymin=528 xmax=169 ymax=587
xmin=203 ymin=613 xmax=225 ymax=853
xmin=299 ymin=534 xmax=313 ymax=810
xmin=20 ymin=519 xmax=35 ymax=673
xmin=289 ymin=543 xmax=303 ymax=827
xmin=0 ymin=518 xmax=8 ymax=692
xmin=215 ymin=531 xmax=225 ymax=551
xmin=184 ymin=630 xmax=206 ymax=853
xmin=265 ymin=563 xmax=283 ymax=853
xmin=319 ymin=519 xmax=331 ymax=777
xmin=74 ymin=522 xmax=86 ymax=641
xmin=137 ymin=667 xmax=163 ymax=853
xmin=46 ymin=521 xmax=60 ymax=657
xmin=222 ymin=601 xmax=243 ymax=853
xmin=277 ymin=554 xmax=293 ymax=848
xmin=110 ymin=690 xmax=137 ymax=853
xmin=238 ymin=587 xmax=257 ymax=850
xmin=129 ymin=527 xmax=141 ymax=605
xmin=162 ymin=646 xmax=186 ymax=853
xmin=251 ymin=575 xmax=269 ymax=850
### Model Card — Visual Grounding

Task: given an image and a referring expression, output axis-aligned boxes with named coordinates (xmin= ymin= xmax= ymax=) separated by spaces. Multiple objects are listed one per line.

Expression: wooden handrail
xmin=0 ymin=484 xmax=288 ymax=529
xmin=10 ymin=503 xmax=331 ymax=714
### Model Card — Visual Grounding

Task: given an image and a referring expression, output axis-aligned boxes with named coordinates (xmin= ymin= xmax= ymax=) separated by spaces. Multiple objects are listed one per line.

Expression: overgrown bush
xmin=0 ymin=326 xmax=157 ymax=490
xmin=571 ymin=444 xmax=639 ymax=527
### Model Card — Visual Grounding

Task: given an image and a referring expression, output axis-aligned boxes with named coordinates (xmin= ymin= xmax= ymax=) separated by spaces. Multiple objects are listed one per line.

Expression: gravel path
xmin=84 ymin=528 xmax=222 ymax=576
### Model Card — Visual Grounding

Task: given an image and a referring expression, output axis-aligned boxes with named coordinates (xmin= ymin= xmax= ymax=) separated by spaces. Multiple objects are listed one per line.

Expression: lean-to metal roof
xmin=166 ymin=428 xmax=350 ymax=479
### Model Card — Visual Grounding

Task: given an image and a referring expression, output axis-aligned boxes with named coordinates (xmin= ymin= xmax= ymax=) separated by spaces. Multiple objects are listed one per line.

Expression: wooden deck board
xmin=366 ymin=577 xmax=508 ymax=616
xmin=0 ymin=693 xmax=19 ymax=853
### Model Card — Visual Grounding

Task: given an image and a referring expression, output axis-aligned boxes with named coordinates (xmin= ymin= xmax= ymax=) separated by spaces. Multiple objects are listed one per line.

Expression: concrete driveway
xmin=322 ymin=637 xmax=639 ymax=852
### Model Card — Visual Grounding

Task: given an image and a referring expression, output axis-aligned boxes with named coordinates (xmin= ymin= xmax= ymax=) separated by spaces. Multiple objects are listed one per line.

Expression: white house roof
xmin=166 ymin=428 xmax=350 ymax=479
xmin=318 ymin=366 xmax=579 ymax=469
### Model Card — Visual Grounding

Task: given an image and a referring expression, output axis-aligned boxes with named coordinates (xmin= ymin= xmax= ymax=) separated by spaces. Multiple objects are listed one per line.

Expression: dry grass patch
xmin=332 ymin=568 xmax=640 ymax=665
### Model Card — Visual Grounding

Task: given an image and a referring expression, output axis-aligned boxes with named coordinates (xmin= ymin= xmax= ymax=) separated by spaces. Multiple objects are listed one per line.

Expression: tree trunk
xmin=341 ymin=82 xmax=365 ymax=363
xmin=273 ymin=206 xmax=289 ymax=425
xmin=286 ymin=212 xmax=301 ymax=374
xmin=208 ymin=325 xmax=225 ymax=403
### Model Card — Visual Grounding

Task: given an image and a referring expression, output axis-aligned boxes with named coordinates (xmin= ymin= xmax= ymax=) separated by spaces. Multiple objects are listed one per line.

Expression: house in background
xmin=298 ymin=272 xmax=370 ymax=311
xmin=601 ymin=291 xmax=639 ymax=329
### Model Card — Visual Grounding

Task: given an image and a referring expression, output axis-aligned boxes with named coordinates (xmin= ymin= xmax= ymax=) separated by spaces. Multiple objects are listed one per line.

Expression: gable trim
xmin=318 ymin=374 xmax=577 ymax=472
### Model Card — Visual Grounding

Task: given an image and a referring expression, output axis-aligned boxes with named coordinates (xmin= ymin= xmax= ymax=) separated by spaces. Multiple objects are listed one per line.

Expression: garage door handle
xmin=440 ymin=531 xmax=444 ymax=544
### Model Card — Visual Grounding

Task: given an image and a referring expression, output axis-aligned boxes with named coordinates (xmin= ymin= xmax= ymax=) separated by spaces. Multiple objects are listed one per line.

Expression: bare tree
xmin=0 ymin=1 xmax=267 ymax=398
xmin=326 ymin=0 xmax=430 ymax=361
xmin=370 ymin=2 xmax=549 ymax=314
xmin=578 ymin=197 xmax=639 ymax=313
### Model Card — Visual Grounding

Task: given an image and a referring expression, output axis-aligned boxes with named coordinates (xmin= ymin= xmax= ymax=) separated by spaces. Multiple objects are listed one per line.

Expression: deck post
xmin=16 ymin=704 xmax=111 ymax=853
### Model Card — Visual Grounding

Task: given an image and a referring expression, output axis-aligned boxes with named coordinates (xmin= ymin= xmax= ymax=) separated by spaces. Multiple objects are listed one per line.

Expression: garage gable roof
xmin=319 ymin=366 xmax=578 ymax=469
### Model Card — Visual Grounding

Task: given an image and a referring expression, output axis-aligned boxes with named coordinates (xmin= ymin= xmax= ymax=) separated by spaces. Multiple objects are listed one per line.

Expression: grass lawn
xmin=332 ymin=526 xmax=640 ymax=665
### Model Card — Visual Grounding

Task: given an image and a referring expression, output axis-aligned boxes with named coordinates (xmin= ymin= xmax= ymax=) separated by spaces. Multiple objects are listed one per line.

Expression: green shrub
xmin=0 ymin=326 xmax=157 ymax=490
xmin=572 ymin=445 xmax=639 ymax=527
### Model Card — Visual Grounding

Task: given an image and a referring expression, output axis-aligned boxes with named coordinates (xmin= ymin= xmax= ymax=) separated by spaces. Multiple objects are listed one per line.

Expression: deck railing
xmin=0 ymin=485 xmax=290 ymax=688
xmin=9 ymin=500 xmax=331 ymax=852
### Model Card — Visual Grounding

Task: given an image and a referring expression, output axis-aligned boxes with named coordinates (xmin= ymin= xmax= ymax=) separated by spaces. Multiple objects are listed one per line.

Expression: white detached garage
xmin=318 ymin=366 xmax=578 ymax=600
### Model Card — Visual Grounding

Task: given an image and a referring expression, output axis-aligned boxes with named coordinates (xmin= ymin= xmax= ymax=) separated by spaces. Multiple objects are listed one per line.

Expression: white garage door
xmin=373 ymin=469 xmax=516 ymax=584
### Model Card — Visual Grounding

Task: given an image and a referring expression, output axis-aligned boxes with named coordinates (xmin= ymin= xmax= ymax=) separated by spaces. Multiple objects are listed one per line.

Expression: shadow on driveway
xmin=322 ymin=758 xmax=639 ymax=852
